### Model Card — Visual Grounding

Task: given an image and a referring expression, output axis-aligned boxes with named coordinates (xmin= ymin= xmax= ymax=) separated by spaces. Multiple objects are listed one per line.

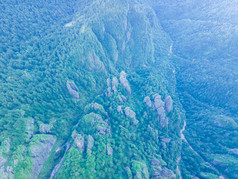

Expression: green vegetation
xmin=0 ymin=0 xmax=237 ymax=178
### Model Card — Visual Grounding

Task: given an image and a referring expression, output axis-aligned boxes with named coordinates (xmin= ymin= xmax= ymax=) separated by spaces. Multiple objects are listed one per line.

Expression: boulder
xmin=87 ymin=135 xmax=94 ymax=151
xmin=119 ymin=71 xmax=131 ymax=94
xmin=124 ymin=107 xmax=136 ymax=119
xmin=112 ymin=77 xmax=119 ymax=93
xmin=157 ymin=107 xmax=165 ymax=116
xmin=107 ymin=143 xmax=113 ymax=156
xmin=117 ymin=106 xmax=123 ymax=114
xmin=164 ymin=96 xmax=173 ymax=112
xmin=0 ymin=157 xmax=7 ymax=167
xmin=160 ymin=138 xmax=171 ymax=143
xmin=154 ymin=98 xmax=164 ymax=110
xmin=74 ymin=134 xmax=84 ymax=151
xmin=144 ymin=96 xmax=152 ymax=107
xmin=133 ymin=119 xmax=139 ymax=125
xmin=160 ymin=116 xmax=168 ymax=128
xmin=66 ymin=81 xmax=79 ymax=99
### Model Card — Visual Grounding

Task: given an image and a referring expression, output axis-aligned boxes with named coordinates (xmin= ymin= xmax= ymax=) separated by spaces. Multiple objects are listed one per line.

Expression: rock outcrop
xmin=26 ymin=118 xmax=34 ymax=139
xmin=119 ymin=71 xmax=131 ymax=94
xmin=144 ymin=96 xmax=152 ymax=107
xmin=117 ymin=105 xmax=123 ymax=114
xmin=87 ymin=135 xmax=94 ymax=151
xmin=66 ymin=81 xmax=79 ymax=99
xmin=30 ymin=135 xmax=57 ymax=179
xmin=150 ymin=158 xmax=175 ymax=179
xmin=124 ymin=107 xmax=136 ymax=119
xmin=164 ymin=96 xmax=173 ymax=112
xmin=87 ymin=52 xmax=105 ymax=72
xmin=39 ymin=122 xmax=52 ymax=134
xmin=107 ymin=143 xmax=113 ymax=156
xmin=112 ymin=77 xmax=119 ymax=93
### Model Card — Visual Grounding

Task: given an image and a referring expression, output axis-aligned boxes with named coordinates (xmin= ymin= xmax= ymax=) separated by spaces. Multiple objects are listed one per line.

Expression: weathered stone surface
xmin=30 ymin=135 xmax=57 ymax=179
xmin=144 ymin=96 xmax=152 ymax=107
xmin=112 ymin=77 xmax=119 ymax=93
xmin=157 ymin=107 xmax=165 ymax=116
xmin=74 ymin=134 xmax=84 ymax=151
xmin=164 ymin=96 xmax=173 ymax=112
xmin=107 ymin=143 xmax=113 ymax=156
xmin=87 ymin=52 xmax=105 ymax=72
xmin=154 ymin=97 xmax=164 ymax=110
xmin=89 ymin=102 xmax=108 ymax=116
xmin=229 ymin=148 xmax=238 ymax=155
xmin=133 ymin=119 xmax=139 ymax=125
xmin=66 ymin=81 xmax=79 ymax=99
xmin=124 ymin=107 xmax=136 ymax=119
xmin=39 ymin=122 xmax=52 ymax=134
xmin=0 ymin=157 xmax=7 ymax=167
xmin=159 ymin=168 xmax=176 ymax=178
xmin=160 ymin=138 xmax=171 ymax=143
xmin=119 ymin=71 xmax=131 ymax=94
xmin=117 ymin=105 xmax=123 ymax=114
xmin=151 ymin=157 xmax=175 ymax=179
xmin=0 ymin=166 xmax=13 ymax=179
xmin=160 ymin=116 xmax=168 ymax=128
xmin=87 ymin=135 xmax=94 ymax=151
xmin=26 ymin=119 xmax=34 ymax=139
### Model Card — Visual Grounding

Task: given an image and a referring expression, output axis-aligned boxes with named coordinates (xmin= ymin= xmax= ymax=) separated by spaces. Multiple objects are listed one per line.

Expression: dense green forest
xmin=0 ymin=0 xmax=237 ymax=178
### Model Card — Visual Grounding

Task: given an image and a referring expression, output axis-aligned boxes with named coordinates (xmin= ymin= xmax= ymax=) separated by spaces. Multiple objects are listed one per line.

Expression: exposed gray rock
xmin=157 ymin=107 xmax=165 ymax=116
xmin=159 ymin=168 xmax=176 ymax=178
xmin=121 ymin=95 xmax=127 ymax=102
xmin=107 ymin=143 xmax=113 ymax=156
xmin=154 ymin=97 xmax=164 ymax=110
xmin=90 ymin=102 xmax=108 ymax=116
xmin=39 ymin=123 xmax=52 ymax=134
xmin=160 ymin=116 xmax=168 ymax=128
xmin=0 ymin=157 xmax=7 ymax=167
xmin=153 ymin=93 xmax=161 ymax=100
xmin=112 ymin=77 xmax=119 ymax=87
xmin=26 ymin=119 xmax=34 ymax=139
xmin=160 ymin=138 xmax=171 ymax=143
xmin=112 ymin=77 xmax=119 ymax=93
xmin=74 ymin=134 xmax=84 ymax=151
xmin=118 ymin=95 xmax=127 ymax=103
xmin=0 ymin=166 xmax=13 ymax=179
xmin=164 ymin=96 xmax=173 ymax=112
xmin=133 ymin=119 xmax=139 ymax=125
xmin=151 ymin=158 xmax=175 ymax=179
xmin=66 ymin=81 xmax=79 ymax=99
xmin=107 ymin=78 xmax=111 ymax=87
xmin=87 ymin=52 xmax=105 ymax=72
xmin=124 ymin=107 xmax=136 ymax=119
xmin=229 ymin=148 xmax=238 ymax=155
xmin=87 ymin=135 xmax=94 ymax=151
xmin=144 ymin=96 xmax=152 ymax=107
xmin=117 ymin=105 xmax=123 ymax=114
xmin=30 ymin=135 xmax=57 ymax=179
xmin=151 ymin=158 xmax=161 ymax=166
xmin=119 ymin=71 xmax=131 ymax=94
